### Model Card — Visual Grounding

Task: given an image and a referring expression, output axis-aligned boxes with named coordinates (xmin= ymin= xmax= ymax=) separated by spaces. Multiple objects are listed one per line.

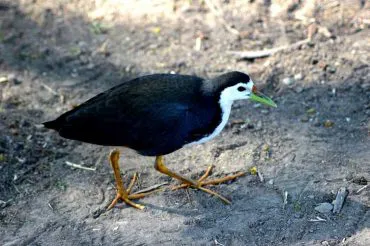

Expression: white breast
xmin=185 ymin=89 xmax=234 ymax=146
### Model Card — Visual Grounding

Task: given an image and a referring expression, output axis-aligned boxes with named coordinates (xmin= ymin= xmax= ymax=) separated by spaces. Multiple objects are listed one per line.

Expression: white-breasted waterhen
xmin=44 ymin=71 xmax=276 ymax=210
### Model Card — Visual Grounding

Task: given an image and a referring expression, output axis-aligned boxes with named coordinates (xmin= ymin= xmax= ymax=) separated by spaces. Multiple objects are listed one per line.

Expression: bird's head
xmin=205 ymin=71 xmax=277 ymax=107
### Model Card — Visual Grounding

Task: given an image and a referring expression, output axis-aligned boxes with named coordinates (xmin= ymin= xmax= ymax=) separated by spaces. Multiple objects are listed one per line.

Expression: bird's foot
xmin=107 ymin=149 xmax=162 ymax=211
xmin=107 ymin=172 xmax=147 ymax=210
xmin=171 ymin=165 xmax=245 ymax=204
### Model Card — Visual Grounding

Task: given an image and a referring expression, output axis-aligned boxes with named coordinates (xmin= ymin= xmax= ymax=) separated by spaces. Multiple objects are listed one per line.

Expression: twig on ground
xmin=308 ymin=216 xmax=327 ymax=222
xmin=204 ymin=0 xmax=239 ymax=36
xmin=65 ymin=161 xmax=96 ymax=171
xmin=36 ymin=80 xmax=65 ymax=103
xmin=228 ymin=39 xmax=310 ymax=59
xmin=40 ymin=82 xmax=59 ymax=95
xmin=194 ymin=36 xmax=202 ymax=51
xmin=257 ymin=171 xmax=264 ymax=182
xmin=356 ymin=184 xmax=368 ymax=194
xmin=332 ymin=187 xmax=348 ymax=214
xmin=0 ymin=199 xmax=13 ymax=209
xmin=214 ymin=239 xmax=225 ymax=246
xmin=132 ymin=182 xmax=168 ymax=194
xmin=283 ymin=190 xmax=289 ymax=208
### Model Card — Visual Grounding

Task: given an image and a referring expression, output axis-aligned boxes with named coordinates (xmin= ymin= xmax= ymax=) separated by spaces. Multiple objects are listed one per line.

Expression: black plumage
xmin=44 ymin=72 xmax=250 ymax=156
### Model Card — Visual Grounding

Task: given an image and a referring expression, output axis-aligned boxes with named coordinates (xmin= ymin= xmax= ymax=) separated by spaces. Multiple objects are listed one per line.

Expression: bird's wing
xmin=124 ymin=101 xmax=197 ymax=155
xmin=118 ymin=98 xmax=219 ymax=155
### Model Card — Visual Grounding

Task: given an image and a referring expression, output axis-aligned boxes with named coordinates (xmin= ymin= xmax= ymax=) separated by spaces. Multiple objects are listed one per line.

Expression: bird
xmin=43 ymin=71 xmax=276 ymax=210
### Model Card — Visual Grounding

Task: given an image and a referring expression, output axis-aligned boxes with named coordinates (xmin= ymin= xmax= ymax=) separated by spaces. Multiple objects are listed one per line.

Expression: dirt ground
xmin=0 ymin=0 xmax=369 ymax=245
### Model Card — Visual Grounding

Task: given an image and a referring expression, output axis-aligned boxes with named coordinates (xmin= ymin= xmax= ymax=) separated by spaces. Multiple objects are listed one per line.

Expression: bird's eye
xmin=237 ymin=86 xmax=246 ymax=92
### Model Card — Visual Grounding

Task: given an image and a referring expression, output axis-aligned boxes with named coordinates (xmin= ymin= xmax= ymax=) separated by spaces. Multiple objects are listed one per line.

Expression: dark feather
xmin=44 ymin=74 xmax=222 ymax=156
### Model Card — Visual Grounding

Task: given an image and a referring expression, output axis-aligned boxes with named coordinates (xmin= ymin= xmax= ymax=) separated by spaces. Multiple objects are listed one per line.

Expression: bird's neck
xmin=186 ymin=96 xmax=232 ymax=146
xmin=218 ymin=97 xmax=233 ymax=124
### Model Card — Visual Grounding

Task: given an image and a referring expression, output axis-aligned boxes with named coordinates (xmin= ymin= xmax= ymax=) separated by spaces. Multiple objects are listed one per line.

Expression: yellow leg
xmin=107 ymin=149 xmax=158 ymax=210
xmin=154 ymin=156 xmax=245 ymax=204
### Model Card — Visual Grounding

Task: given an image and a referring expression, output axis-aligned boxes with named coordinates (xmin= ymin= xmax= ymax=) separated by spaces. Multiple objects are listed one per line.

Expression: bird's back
xmin=44 ymin=74 xmax=222 ymax=156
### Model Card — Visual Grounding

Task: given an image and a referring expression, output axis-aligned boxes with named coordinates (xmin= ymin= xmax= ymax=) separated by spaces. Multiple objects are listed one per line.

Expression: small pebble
xmin=294 ymin=73 xmax=303 ymax=80
xmin=327 ymin=66 xmax=336 ymax=74
xmin=323 ymin=120 xmax=334 ymax=128
xmin=301 ymin=115 xmax=309 ymax=122
xmin=282 ymin=77 xmax=295 ymax=86
xmin=0 ymin=76 xmax=8 ymax=83
xmin=315 ymin=202 xmax=333 ymax=214
xmin=306 ymin=108 xmax=316 ymax=115
xmin=318 ymin=61 xmax=327 ymax=69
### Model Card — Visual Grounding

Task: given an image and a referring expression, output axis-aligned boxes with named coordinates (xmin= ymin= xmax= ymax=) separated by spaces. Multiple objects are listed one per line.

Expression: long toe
xmin=200 ymin=171 xmax=246 ymax=186
xmin=171 ymin=166 xmax=246 ymax=204
xmin=107 ymin=192 xmax=145 ymax=210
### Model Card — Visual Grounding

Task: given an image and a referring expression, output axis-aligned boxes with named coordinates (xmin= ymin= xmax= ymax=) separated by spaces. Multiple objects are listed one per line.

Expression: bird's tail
xmin=43 ymin=120 xmax=61 ymax=130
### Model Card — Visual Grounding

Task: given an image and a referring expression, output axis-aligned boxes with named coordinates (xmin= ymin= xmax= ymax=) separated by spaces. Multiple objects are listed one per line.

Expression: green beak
xmin=250 ymin=91 xmax=277 ymax=108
